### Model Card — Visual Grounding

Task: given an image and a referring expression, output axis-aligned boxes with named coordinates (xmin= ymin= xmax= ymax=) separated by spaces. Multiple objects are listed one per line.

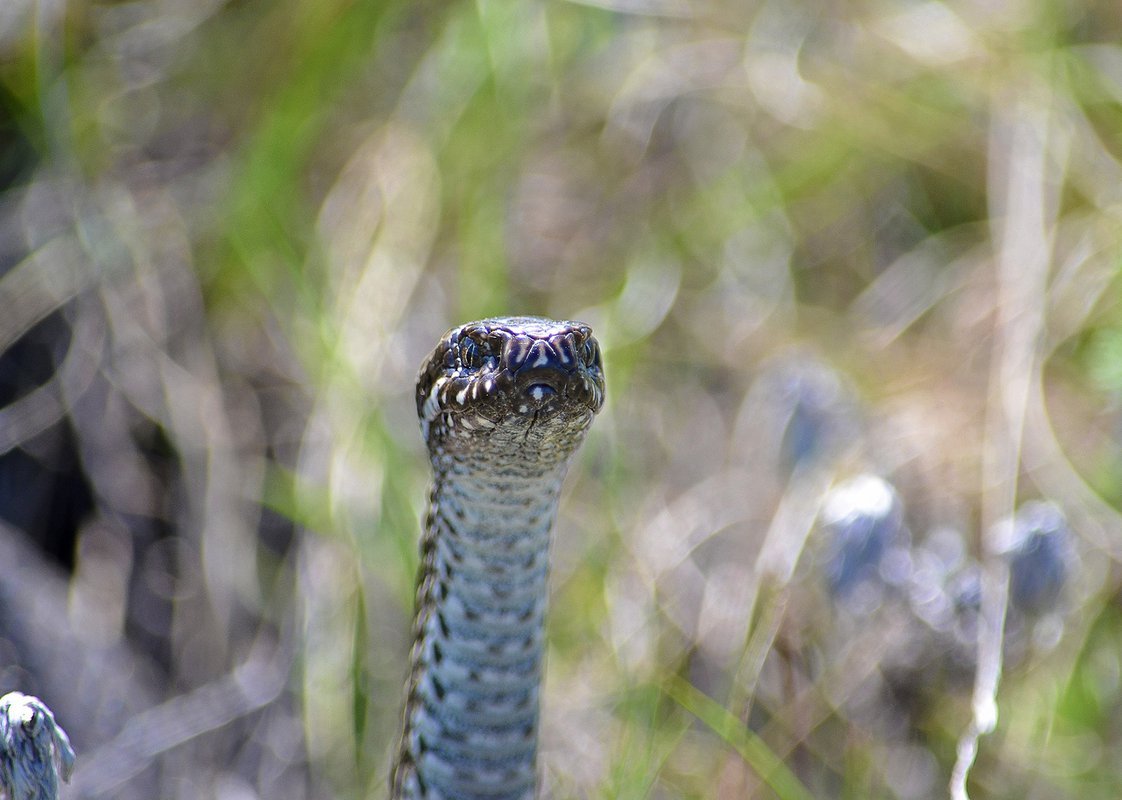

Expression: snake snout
xmin=510 ymin=341 xmax=583 ymax=410
xmin=524 ymin=382 xmax=559 ymax=404
xmin=517 ymin=366 xmax=569 ymax=408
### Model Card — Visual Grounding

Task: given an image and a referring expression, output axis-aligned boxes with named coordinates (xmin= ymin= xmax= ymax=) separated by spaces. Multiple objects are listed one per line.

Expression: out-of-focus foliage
xmin=0 ymin=0 xmax=1121 ymax=797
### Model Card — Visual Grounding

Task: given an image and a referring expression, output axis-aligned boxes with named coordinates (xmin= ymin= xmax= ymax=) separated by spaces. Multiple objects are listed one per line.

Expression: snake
xmin=391 ymin=316 xmax=605 ymax=800
xmin=0 ymin=692 xmax=75 ymax=800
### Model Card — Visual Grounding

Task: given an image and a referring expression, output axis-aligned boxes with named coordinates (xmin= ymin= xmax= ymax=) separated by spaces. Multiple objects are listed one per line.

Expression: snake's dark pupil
xmin=582 ymin=340 xmax=598 ymax=367
xmin=461 ymin=339 xmax=483 ymax=368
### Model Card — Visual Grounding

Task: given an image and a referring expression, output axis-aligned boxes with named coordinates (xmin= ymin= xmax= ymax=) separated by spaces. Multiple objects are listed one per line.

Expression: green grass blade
xmin=661 ymin=675 xmax=815 ymax=800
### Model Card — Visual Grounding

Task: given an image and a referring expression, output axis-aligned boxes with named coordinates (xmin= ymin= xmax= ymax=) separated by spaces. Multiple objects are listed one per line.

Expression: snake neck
xmin=393 ymin=457 xmax=569 ymax=800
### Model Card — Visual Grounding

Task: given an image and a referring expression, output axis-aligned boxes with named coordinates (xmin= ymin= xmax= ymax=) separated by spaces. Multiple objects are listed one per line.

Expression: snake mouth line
xmin=522 ymin=408 xmax=541 ymax=444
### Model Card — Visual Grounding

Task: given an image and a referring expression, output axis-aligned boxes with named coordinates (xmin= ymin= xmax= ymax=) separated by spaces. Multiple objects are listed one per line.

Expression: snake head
xmin=0 ymin=692 xmax=75 ymax=798
xmin=416 ymin=316 xmax=605 ymax=458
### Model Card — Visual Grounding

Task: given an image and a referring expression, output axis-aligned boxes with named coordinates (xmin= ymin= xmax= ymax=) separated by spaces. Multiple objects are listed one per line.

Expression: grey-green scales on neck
xmin=392 ymin=317 xmax=605 ymax=800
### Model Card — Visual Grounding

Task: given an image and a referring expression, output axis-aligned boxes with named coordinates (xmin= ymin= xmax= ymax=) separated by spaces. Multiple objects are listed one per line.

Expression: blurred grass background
xmin=1 ymin=0 xmax=1121 ymax=798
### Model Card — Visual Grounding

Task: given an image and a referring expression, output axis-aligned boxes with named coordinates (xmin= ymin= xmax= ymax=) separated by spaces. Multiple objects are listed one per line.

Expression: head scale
xmin=416 ymin=316 xmax=605 ymax=461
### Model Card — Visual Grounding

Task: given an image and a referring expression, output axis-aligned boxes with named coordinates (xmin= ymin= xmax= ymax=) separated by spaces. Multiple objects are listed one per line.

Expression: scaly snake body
xmin=392 ymin=317 xmax=605 ymax=800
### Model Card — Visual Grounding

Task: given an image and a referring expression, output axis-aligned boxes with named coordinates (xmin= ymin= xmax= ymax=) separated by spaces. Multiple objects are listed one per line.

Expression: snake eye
xmin=581 ymin=339 xmax=600 ymax=368
xmin=460 ymin=338 xmax=484 ymax=369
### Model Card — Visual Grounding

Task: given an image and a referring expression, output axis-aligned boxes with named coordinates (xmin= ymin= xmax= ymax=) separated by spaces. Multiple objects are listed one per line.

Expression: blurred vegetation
xmin=1 ymin=0 xmax=1121 ymax=798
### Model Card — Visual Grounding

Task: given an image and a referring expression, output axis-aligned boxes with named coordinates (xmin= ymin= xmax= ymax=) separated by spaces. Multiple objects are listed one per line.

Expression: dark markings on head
xmin=415 ymin=317 xmax=605 ymax=456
